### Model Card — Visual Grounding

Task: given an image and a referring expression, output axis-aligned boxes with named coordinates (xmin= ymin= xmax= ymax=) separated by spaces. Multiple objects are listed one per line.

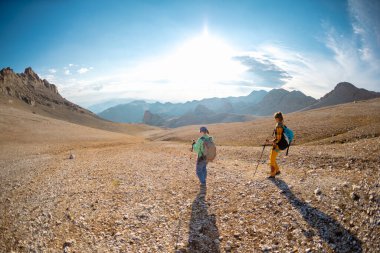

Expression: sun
xmin=165 ymin=31 xmax=245 ymax=83
xmin=126 ymin=29 xmax=247 ymax=99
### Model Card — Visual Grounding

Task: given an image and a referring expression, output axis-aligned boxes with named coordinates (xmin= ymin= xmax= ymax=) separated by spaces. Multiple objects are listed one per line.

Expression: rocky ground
xmin=1 ymin=136 xmax=379 ymax=252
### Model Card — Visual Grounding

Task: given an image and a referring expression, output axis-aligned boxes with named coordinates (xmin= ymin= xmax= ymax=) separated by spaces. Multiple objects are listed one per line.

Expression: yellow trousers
xmin=269 ymin=148 xmax=280 ymax=176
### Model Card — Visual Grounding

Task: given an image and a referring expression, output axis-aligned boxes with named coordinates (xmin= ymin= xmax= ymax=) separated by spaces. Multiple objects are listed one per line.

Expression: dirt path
xmin=0 ymin=140 xmax=379 ymax=252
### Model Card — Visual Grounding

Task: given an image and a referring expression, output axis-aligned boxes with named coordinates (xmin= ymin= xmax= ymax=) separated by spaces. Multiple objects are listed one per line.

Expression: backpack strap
xmin=199 ymin=137 xmax=206 ymax=158
xmin=282 ymin=125 xmax=290 ymax=155
xmin=285 ymin=141 xmax=291 ymax=156
xmin=273 ymin=123 xmax=285 ymax=135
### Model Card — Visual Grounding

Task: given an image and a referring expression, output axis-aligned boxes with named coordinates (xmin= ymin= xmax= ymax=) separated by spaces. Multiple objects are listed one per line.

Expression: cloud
xmin=48 ymin=68 xmax=57 ymax=74
xmin=92 ymin=84 xmax=103 ymax=91
xmin=61 ymin=65 xmax=93 ymax=75
xmin=78 ymin=67 xmax=90 ymax=74
xmin=229 ymin=45 xmax=334 ymax=98
xmin=77 ymin=67 xmax=93 ymax=74
xmin=232 ymin=55 xmax=292 ymax=87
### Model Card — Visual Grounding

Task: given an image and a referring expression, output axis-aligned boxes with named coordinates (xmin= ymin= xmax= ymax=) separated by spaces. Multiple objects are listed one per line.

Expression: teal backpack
xmin=283 ymin=126 xmax=294 ymax=145
xmin=277 ymin=125 xmax=294 ymax=155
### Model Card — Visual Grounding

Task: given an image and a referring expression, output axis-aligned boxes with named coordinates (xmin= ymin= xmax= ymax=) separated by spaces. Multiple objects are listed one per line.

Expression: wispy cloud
xmin=48 ymin=68 xmax=57 ymax=74
xmin=348 ymin=0 xmax=380 ymax=68
xmin=64 ymin=69 xmax=71 ymax=75
xmin=226 ymin=2 xmax=380 ymax=98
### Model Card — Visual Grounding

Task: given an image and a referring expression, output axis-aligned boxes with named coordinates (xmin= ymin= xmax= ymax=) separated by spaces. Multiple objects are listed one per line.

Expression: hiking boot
xmin=268 ymin=176 xmax=275 ymax=179
xmin=275 ymin=171 xmax=281 ymax=175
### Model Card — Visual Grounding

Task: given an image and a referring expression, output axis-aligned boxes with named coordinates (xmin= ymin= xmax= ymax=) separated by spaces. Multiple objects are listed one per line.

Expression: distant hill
xmin=98 ymin=100 xmax=150 ymax=123
xmin=143 ymin=104 xmax=256 ymax=128
xmin=88 ymin=98 xmax=135 ymax=113
xmin=303 ymin=82 xmax=380 ymax=110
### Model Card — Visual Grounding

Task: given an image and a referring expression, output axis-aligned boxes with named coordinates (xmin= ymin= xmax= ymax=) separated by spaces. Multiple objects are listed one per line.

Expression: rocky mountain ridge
xmin=0 ymin=67 xmax=152 ymax=135
xmin=0 ymin=67 xmax=81 ymax=110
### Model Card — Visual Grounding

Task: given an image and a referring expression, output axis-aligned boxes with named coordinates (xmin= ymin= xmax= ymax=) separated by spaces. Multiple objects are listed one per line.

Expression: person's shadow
xmin=187 ymin=185 xmax=221 ymax=253
xmin=270 ymin=178 xmax=362 ymax=253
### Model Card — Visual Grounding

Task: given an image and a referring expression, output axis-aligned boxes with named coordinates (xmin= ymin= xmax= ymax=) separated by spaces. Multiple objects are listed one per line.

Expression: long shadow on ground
xmin=270 ymin=178 xmax=362 ymax=253
xmin=187 ymin=185 xmax=220 ymax=253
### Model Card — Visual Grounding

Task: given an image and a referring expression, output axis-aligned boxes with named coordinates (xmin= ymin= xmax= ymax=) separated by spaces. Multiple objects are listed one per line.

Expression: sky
xmin=0 ymin=0 xmax=379 ymax=108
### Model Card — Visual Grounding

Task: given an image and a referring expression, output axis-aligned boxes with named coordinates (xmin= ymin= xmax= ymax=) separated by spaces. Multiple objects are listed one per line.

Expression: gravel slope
xmin=1 ymin=138 xmax=379 ymax=252
xmin=1 ymin=103 xmax=379 ymax=252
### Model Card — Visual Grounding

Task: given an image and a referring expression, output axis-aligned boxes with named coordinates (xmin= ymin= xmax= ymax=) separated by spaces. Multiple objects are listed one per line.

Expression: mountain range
xmin=2 ymin=67 xmax=380 ymax=128
xmin=98 ymin=82 xmax=380 ymax=127
xmin=98 ymin=89 xmax=319 ymax=127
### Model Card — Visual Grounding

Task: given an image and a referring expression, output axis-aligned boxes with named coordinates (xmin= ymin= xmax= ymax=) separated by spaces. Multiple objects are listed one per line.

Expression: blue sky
xmin=0 ymin=0 xmax=379 ymax=107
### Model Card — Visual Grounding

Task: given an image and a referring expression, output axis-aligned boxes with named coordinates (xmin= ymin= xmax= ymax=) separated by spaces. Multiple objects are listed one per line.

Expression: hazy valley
xmin=96 ymin=82 xmax=380 ymax=128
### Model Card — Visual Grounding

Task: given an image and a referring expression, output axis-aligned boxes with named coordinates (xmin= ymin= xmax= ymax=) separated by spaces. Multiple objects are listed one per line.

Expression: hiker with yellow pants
xmin=267 ymin=112 xmax=286 ymax=178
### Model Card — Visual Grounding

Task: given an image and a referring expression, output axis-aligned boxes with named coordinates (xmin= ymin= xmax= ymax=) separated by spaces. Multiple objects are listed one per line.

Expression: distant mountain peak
xmin=24 ymin=67 xmax=38 ymax=78
xmin=248 ymin=89 xmax=267 ymax=96
xmin=0 ymin=67 xmax=14 ymax=75
xmin=243 ymin=88 xmax=317 ymax=115
xmin=334 ymin=82 xmax=356 ymax=90
xmin=304 ymin=82 xmax=380 ymax=111
xmin=267 ymin=88 xmax=289 ymax=95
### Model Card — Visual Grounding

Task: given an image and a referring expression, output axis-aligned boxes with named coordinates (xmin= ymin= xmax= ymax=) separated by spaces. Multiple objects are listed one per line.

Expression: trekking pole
xmin=190 ymin=140 xmax=195 ymax=160
xmin=253 ymin=142 xmax=269 ymax=178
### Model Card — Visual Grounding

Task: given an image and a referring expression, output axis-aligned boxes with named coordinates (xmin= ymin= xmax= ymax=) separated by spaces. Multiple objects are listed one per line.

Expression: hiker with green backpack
xmin=266 ymin=112 xmax=294 ymax=179
xmin=191 ymin=126 xmax=216 ymax=186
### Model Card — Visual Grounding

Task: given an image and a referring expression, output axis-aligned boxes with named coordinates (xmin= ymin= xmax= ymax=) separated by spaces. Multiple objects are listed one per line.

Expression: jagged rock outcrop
xmin=0 ymin=67 xmax=78 ymax=110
